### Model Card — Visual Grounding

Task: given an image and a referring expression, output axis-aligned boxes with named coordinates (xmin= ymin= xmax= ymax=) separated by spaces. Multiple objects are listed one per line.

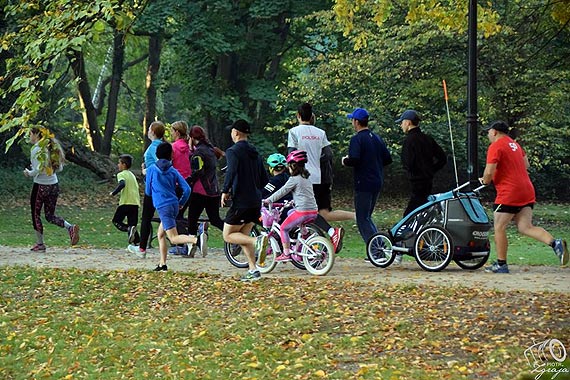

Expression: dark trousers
xmin=354 ymin=190 xmax=379 ymax=243
xmin=187 ymin=193 xmax=224 ymax=235
xmin=112 ymin=204 xmax=140 ymax=244
xmin=404 ymin=181 xmax=433 ymax=217
xmin=139 ymin=194 xmax=155 ymax=249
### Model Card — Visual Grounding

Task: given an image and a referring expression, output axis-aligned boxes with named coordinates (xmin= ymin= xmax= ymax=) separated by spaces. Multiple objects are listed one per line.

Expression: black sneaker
xmin=153 ymin=264 xmax=168 ymax=272
xmin=128 ymin=226 xmax=137 ymax=244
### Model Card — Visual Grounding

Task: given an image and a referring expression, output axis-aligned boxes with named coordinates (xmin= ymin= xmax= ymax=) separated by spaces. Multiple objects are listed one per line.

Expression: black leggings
xmin=138 ymin=194 xmax=155 ymax=249
xmin=187 ymin=193 xmax=224 ymax=235
xmin=31 ymin=183 xmax=65 ymax=234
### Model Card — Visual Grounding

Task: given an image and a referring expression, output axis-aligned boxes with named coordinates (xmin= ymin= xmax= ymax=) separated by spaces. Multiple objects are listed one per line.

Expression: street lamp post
xmin=467 ymin=0 xmax=479 ymax=186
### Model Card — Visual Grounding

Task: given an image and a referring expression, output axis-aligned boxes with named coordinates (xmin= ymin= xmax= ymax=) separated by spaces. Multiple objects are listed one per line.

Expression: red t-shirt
xmin=486 ymin=136 xmax=535 ymax=206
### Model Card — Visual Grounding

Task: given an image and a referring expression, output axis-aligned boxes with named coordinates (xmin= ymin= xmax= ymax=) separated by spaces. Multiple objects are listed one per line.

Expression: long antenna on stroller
xmin=443 ymin=80 xmax=459 ymax=187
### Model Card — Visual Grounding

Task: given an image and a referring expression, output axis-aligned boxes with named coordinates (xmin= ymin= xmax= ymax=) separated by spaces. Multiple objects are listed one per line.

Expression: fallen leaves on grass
xmin=0 ymin=267 xmax=568 ymax=380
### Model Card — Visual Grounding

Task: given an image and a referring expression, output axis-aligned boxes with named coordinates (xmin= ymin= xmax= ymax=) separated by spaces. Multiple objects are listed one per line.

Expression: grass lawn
xmin=1 ymin=266 xmax=569 ymax=380
xmin=1 ymin=167 xmax=569 ymax=379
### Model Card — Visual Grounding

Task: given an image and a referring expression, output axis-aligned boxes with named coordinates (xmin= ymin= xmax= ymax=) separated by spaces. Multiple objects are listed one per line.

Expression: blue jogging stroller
xmin=366 ymin=182 xmax=491 ymax=271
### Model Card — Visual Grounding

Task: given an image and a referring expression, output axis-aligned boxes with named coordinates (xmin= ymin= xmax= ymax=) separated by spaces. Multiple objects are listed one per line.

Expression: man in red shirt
xmin=479 ymin=121 xmax=568 ymax=273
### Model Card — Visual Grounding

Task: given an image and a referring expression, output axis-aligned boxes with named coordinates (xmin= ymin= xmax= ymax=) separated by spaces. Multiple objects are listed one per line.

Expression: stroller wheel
xmin=414 ymin=226 xmax=453 ymax=272
xmin=366 ymin=233 xmax=395 ymax=268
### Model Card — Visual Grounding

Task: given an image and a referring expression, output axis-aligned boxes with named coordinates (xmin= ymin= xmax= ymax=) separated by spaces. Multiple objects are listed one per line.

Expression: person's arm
xmin=432 ymin=139 xmax=447 ymax=172
xmin=25 ymin=146 xmax=42 ymax=177
xmin=267 ymin=177 xmax=296 ymax=203
xmin=110 ymin=180 xmax=126 ymax=196
xmin=221 ymin=149 xmax=236 ymax=207
xmin=188 ymin=154 xmax=205 ymax=184
xmin=341 ymin=137 xmax=360 ymax=167
xmin=287 ymin=130 xmax=297 ymax=154
xmin=480 ymin=163 xmax=496 ymax=185
xmin=176 ymin=170 xmax=191 ymax=206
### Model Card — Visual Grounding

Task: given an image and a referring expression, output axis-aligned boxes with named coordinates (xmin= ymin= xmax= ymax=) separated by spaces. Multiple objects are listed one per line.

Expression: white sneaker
xmin=127 ymin=244 xmax=146 ymax=259
xmin=393 ymin=254 xmax=403 ymax=265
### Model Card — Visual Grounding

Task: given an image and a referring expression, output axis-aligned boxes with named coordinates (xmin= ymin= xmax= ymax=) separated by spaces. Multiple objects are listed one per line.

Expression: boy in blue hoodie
xmin=146 ymin=142 xmax=197 ymax=271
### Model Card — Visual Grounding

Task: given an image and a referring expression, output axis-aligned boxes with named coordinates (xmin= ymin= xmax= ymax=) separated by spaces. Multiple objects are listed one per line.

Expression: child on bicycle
xmin=264 ymin=150 xmax=318 ymax=262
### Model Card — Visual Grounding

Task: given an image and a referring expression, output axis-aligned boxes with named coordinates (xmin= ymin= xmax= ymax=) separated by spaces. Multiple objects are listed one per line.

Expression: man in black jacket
xmin=396 ymin=109 xmax=447 ymax=217
xmin=221 ymin=119 xmax=269 ymax=282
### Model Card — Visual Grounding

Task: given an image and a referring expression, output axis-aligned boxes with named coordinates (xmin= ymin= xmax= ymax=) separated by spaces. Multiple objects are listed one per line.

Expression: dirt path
xmin=2 ymin=245 xmax=569 ymax=293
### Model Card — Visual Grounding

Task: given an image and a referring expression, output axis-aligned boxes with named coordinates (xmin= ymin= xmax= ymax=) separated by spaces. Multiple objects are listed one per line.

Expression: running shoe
xmin=553 ymin=239 xmax=569 ymax=266
xmin=30 ymin=243 xmax=46 ymax=252
xmin=153 ymin=264 xmax=168 ymax=272
xmin=484 ymin=261 xmax=509 ymax=274
xmin=127 ymin=244 xmax=146 ymax=259
xmin=330 ymin=227 xmax=345 ymax=253
xmin=128 ymin=226 xmax=137 ymax=244
xmin=275 ymin=253 xmax=292 ymax=262
xmin=68 ymin=225 xmax=80 ymax=246
xmin=240 ymin=270 xmax=261 ymax=282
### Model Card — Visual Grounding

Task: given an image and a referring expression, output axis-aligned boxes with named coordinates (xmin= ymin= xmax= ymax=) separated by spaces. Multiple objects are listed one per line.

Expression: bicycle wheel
xmin=256 ymin=235 xmax=278 ymax=274
xmin=302 ymin=235 xmax=335 ymax=276
xmin=224 ymin=226 xmax=260 ymax=268
xmin=290 ymin=223 xmax=326 ymax=270
xmin=414 ymin=226 xmax=453 ymax=272
xmin=366 ymin=233 xmax=395 ymax=268
xmin=454 ymin=251 xmax=490 ymax=270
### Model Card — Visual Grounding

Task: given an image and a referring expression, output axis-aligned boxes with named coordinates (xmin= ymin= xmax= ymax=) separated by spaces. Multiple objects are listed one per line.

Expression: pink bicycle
xmin=256 ymin=201 xmax=335 ymax=276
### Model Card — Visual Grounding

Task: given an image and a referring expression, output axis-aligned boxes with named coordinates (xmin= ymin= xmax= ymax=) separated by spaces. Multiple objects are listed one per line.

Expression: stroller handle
xmin=453 ymin=181 xmax=487 ymax=195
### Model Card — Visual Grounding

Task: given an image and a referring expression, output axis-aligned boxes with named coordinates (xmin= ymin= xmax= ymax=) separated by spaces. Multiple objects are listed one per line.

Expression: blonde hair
xmin=31 ymin=127 xmax=66 ymax=175
xmin=171 ymin=120 xmax=188 ymax=140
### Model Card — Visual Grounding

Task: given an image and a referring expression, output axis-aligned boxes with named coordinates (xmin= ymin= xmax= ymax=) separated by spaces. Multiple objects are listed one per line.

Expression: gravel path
xmin=1 ymin=245 xmax=568 ymax=294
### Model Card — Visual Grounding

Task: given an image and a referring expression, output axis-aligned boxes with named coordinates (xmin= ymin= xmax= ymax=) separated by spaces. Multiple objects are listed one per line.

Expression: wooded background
xmin=1 ymin=0 xmax=569 ymax=199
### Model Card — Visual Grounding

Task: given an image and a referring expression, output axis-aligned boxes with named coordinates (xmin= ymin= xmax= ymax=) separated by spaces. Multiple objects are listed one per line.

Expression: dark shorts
xmin=224 ymin=206 xmax=261 ymax=225
xmin=313 ymin=184 xmax=332 ymax=211
xmin=493 ymin=203 xmax=534 ymax=214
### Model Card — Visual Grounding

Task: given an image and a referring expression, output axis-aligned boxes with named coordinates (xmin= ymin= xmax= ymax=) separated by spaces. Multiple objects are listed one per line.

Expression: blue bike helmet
xmin=267 ymin=153 xmax=287 ymax=169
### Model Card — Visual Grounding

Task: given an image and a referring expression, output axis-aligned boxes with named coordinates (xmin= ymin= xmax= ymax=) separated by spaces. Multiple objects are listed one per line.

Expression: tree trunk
xmin=143 ymin=35 xmax=162 ymax=150
xmin=68 ymin=49 xmax=102 ymax=152
xmin=101 ymin=31 xmax=126 ymax=156
xmin=58 ymin=138 xmax=116 ymax=180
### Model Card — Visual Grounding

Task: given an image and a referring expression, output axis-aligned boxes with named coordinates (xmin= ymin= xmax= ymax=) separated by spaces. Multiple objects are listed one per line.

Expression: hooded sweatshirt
xmin=222 ymin=140 xmax=268 ymax=208
xmin=145 ymin=159 xmax=191 ymax=210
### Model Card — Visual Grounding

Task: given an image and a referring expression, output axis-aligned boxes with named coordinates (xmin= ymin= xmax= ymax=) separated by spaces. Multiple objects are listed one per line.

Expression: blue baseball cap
xmin=347 ymin=108 xmax=370 ymax=121
xmin=395 ymin=110 xmax=421 ymax=125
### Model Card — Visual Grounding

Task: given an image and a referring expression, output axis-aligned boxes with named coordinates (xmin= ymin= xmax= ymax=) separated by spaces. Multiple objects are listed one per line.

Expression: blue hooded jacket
xmin=145 ymin=159 xmax=191 ymax=210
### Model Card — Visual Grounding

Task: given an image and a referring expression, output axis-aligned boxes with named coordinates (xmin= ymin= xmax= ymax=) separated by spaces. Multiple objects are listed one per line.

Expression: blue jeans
xmin=354 ymin=190 xmax=379 ymax=243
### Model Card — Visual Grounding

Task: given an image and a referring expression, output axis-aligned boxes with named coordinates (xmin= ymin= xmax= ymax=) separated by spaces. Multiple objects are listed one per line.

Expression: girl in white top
xmin=265 ymin=150 xmax=318 ymax=262
xmin=24 ymin=128 xmax=79 ymax=251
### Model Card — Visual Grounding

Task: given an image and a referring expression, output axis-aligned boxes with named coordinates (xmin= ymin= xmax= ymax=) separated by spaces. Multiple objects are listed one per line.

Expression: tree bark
xmin=68 ymin=49 xmax=102 ymax=152
xmin=101 ymin=31 xmax=126 ymax=156
xmin=58 ymin=138 xmax=116 ymax=180
xmin=143 ymin=35 xmax=162 ymax=150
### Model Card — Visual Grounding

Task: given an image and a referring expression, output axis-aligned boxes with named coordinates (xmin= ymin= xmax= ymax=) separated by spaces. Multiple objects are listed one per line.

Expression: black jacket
xmin=189 ymin=141 xmax=220 ymax=196
xmin=401 ymin=128 xmax=447 ymax=184
xmin=222 ymin=140 xmax=269 ymax=208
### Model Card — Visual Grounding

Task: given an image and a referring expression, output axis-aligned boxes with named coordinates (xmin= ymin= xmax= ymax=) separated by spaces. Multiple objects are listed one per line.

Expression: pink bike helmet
xmin=286 ymin=150 xmax=308 ymax=164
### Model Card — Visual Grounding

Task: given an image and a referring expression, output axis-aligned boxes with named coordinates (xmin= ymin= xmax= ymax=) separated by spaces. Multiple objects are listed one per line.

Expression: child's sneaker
xmin=30 ymin=243 xmax=46 ymax=252
xmin=484 ymin=261 xmax=509 ymax=273
xmin=240 ymin=270 xmax=261 ymax=282
xmin=553 ymin=239 xmax=569 ymax=266
xmin=128 ymin=226 xmax=138 ymax=244
xmin=275 ymin=253 xmax=292 ymax=262
xmin=153 ymin=264 xmax=168 ymax=272
xmin=127 ymin=244 xmax=146 ymax=259
xmin=68 ymin=225 xmax=80 ymax=246
xmin=330 ymin=227 xmax=345 ymax=253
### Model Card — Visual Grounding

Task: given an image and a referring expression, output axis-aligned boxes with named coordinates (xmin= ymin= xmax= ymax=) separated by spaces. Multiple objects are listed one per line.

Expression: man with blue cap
xmin=342 ymin=107 xmax=392 ymax=247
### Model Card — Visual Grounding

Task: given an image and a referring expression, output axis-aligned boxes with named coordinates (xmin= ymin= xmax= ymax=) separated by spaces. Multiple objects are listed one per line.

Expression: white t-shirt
xmin=287 ymin=124 xmax=331 ymax=185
